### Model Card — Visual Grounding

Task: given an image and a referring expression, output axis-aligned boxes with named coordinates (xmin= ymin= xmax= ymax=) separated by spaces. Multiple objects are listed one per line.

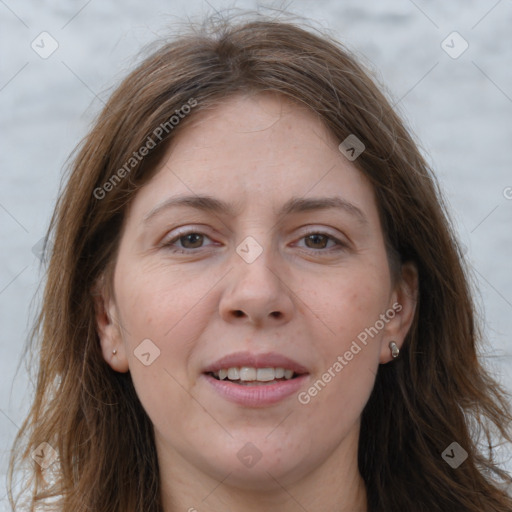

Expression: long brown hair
xmin=9 ymin=12 xmax=512 ymax=512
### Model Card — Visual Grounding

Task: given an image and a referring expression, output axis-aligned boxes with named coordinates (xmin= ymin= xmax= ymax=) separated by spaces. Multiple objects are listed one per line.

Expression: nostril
xmin=231 ymin=310 xmax=282 ymax=319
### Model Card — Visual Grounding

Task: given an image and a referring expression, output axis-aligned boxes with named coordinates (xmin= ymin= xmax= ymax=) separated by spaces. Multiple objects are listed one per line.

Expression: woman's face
xmin=96 ymin=92 xmax=417 ymax=491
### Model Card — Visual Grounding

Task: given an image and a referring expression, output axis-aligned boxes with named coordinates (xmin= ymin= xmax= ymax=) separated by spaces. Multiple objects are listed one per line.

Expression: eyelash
xmin=162 ymin=229 xmax=347 ymax=255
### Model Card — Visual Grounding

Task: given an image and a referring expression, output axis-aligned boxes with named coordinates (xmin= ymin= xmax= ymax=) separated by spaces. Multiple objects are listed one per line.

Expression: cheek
xmin=305 ymin=264 xmax=390 ymax=349
xmin=116 ymin=259 xmax=215 ymax=340
xmin=113 ymin=261 xmax=217 ymax=406
xmin=297 ymin=262 xmax=389 ymax=408
xmin=298 ymin=277 xmax=385 ymax=427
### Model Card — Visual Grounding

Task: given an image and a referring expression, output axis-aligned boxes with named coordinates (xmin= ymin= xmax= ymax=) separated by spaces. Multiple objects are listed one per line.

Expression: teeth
xmin=256 ymin=368 xmax=275 ymax=381
xmin=227 ymin=368 xmax=240 ymax=380
xmin=212 ymin=367 xmax=296 ymax=382
xmin=275 ymin=367 xmax=285 ymax=378
xmin=239 ymin=367 xmax=257 ymax=380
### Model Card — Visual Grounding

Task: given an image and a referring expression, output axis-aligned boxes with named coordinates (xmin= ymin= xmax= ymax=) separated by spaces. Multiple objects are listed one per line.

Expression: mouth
xmin=205 ymin=366 xmax=303 ymax=386
xmin=201 ymin=351 xmax=310 ymax=407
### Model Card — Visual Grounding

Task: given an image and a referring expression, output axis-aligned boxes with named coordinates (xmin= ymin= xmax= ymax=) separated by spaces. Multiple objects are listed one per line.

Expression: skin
xmin=95 ymin=92 xmax=418 ymax=512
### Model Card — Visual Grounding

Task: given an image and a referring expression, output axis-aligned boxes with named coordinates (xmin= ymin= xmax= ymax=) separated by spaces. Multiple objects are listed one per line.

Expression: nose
xmin=218 ymin=243 xmax=295 ymax=327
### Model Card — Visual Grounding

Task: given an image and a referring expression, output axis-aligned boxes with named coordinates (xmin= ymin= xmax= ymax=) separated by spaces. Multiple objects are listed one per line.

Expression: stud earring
xmin=389 ymin=341 xmax=399 ymax=359
xmin=112 ymin=349 xmax=117 ymax=355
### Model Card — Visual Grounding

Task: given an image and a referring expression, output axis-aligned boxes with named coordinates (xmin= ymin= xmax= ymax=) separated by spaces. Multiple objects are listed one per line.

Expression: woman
xmin=9 ymin=13 xmax=512 ymax=512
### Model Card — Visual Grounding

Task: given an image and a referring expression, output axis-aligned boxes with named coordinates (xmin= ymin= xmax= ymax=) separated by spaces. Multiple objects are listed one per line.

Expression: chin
xmin=189 ymin=440 xmax=311 ymax=490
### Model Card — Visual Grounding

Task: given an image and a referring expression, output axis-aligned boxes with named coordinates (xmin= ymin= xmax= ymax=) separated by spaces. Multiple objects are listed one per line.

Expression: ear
xmin=91 ymin=276 xmax=129 ymax=373
xmin=379 ymin=261 xmax=418 ymax=364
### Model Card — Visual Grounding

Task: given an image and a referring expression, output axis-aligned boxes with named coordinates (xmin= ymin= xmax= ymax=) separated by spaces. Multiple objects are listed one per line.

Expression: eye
xmin=161 ymin=228 xmax=347 ymax=254
xmin=295 ymin=231 xmax=346 ymax=252
xmin=162 ymin=230 xmax=215 ymax=253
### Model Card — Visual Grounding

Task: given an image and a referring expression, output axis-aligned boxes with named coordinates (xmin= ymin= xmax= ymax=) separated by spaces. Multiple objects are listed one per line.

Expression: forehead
xmin=126 ymin=92 xmax=379 ymax=225
xmin=165 ymin=92 xmax=337 ymax=180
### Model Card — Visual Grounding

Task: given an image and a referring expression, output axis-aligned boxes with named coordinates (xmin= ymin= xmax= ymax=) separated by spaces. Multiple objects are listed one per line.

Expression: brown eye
xmin=179 ymin=233 xmax=204 ymax=249
xmin=304 ymin=233 xmax=330 ymax=249
xmin=297 ymin=231 xmax=345 ymax=252
xmin=163 ymin=230 xmax=215 ymax=253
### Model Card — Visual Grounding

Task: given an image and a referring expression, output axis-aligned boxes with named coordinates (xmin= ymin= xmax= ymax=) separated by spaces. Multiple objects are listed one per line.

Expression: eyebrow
xmin=143 ymin=194 xmax=369 ymax=226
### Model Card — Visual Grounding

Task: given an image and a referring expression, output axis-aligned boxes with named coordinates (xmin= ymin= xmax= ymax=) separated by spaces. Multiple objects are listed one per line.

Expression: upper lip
xmin=202 ymin=351 xmax=309 ymax=374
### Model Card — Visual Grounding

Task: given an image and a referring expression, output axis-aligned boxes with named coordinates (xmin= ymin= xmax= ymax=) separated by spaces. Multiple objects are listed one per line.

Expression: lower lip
xmin=202 ymin=373 xmax=309 ymax=407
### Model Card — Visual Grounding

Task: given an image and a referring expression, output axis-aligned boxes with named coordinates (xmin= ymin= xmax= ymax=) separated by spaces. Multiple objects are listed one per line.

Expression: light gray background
xmin=1 ymin=0 xmax=511 ymax=506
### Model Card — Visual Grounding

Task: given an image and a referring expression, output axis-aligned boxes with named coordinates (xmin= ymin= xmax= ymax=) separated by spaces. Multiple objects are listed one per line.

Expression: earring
xmin=389 ymin=341 xmax=399 ymax=359
xmin=112 ymin=349 xmax=117 ymax=355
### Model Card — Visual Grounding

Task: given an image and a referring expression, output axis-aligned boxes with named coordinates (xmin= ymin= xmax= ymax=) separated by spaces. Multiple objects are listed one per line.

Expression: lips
xmin=201 ymin=351 xmax=310 ymax=406
xmin=202 ymin=351 xmax=309 ymax=376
